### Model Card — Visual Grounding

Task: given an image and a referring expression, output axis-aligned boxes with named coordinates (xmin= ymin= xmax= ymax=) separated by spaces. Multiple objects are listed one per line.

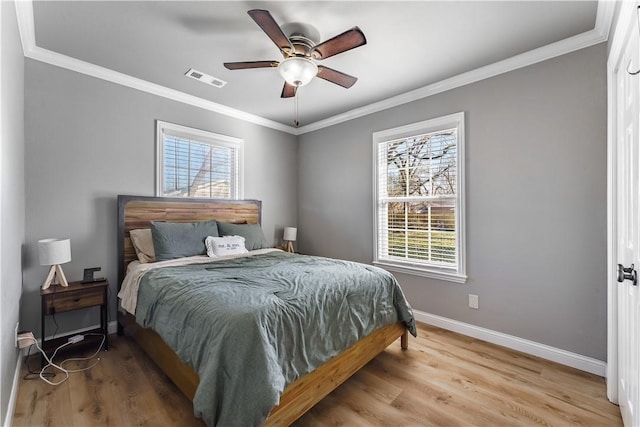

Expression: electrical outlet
xmin=17 ymin=332 xmax=36 ymax=349
xmin=469 ymin=294 xmax=479 ymax=310
xmin=14 ymin=323 xmax=19 ymax=347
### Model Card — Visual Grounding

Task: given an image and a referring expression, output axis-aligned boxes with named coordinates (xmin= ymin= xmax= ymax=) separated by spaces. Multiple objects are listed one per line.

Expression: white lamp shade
xmin=277 ymin=57 xmax=318 ymax=87
xmin=283 ymin=227 xmax=297 ymax=242
xmin=38 ymin=238 xmax=71 ymax=265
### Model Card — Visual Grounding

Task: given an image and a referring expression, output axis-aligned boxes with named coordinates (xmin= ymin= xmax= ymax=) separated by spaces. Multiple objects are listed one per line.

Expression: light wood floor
xmin=13 ymin=322 xmax=621 ymax=426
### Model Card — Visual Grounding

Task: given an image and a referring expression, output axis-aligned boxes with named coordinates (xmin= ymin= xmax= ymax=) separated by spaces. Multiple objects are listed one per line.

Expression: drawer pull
xmin=74 ymin=298 xmax=80 ymax=302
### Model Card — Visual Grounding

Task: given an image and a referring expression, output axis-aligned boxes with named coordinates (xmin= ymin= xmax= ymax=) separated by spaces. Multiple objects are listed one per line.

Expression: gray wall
xmin=22 ymin=60 xmax=298 ymax=338
xmin=298 ymin=43 xmax=608 ymax=360
xmin=1 ymin=1 xmax=26 ymax=423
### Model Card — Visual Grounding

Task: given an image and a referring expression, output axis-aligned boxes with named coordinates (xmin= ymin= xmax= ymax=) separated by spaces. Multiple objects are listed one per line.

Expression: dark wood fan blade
xmin=311 ymin=27 xmax=366 ymax=60
xmin=281 ymin=82 xmax=297 ymax=98
xmin=224 ymin=61 xmax=278 ymax=70
xmin=247 ymin=9 xmax=294 ymax=55
xmin=317 ymin=66 xmax=358 ymax=88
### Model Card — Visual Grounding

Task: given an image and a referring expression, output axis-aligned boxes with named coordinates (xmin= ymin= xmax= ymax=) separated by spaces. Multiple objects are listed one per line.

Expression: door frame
xmin=607 ymin=0 xmax=639 ymax=404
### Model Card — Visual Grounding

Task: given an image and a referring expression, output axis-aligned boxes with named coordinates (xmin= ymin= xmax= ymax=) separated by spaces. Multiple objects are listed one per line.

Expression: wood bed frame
xmin=117 ymin=195 xmax=408 ymax=426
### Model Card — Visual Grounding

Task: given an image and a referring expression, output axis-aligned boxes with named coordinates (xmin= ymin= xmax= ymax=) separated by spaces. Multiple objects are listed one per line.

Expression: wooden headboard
xmin=117 ymin=195 xmax=262 ymax=291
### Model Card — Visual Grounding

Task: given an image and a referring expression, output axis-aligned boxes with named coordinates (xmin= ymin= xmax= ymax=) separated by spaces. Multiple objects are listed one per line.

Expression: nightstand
xmin=40 ymin=280 xmax=109 ymax=362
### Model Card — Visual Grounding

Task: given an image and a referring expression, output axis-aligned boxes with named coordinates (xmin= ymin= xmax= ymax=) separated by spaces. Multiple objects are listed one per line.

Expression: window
xmin=373 ymin=112 xmax=466 ymax=283
xmin=156 ymin=121 xmax=243 ymax=199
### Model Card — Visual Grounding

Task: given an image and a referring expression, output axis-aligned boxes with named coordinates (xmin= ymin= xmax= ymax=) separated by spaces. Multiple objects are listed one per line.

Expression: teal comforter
xmin=136 ymin=251 xmax=416 ymax=426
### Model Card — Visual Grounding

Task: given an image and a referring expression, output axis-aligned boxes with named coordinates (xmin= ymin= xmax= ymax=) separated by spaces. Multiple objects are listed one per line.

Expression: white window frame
xmin=156 ymin=121 xmax=244 ymax=199
xmin=373 ymin=112 xmax=466 ymax=283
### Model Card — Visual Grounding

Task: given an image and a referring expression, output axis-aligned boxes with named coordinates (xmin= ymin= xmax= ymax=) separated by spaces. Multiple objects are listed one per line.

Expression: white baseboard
xmin=413 ymin=309 xmax=606 ymax=377
xmin=4 ymin=352 xmax=23 ymax=427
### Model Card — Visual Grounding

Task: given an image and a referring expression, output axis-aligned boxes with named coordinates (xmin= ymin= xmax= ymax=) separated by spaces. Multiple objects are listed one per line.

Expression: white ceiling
xmin=24 ymin=1 xmax=606 ymax=133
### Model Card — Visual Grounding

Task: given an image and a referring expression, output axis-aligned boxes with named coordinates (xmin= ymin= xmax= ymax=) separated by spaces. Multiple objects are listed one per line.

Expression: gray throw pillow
xmin=217 ymin=222 xmax=269 ymax=251
xmin=150 ymin=220 xmax=219 ymax=261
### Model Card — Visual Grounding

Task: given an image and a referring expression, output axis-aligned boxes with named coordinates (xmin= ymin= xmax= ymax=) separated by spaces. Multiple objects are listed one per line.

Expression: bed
xmin=116 ymin=194 xmax=416 ymax=426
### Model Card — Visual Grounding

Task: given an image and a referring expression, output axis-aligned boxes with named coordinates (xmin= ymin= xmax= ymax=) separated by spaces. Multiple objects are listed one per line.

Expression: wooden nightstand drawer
xmin=44 ymin=288 xmax=105 ymax=314
xmin=40 ymin=280 xmax=110 ymax=364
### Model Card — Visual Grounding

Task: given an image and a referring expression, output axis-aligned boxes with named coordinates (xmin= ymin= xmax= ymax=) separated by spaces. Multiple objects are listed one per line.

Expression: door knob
xmin=617 ymin=263 xmax=638 ymax=286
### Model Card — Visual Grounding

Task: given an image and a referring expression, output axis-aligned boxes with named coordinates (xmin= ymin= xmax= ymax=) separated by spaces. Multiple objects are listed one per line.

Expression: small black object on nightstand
xmin=81 ymin=267 xmax=105 ymax=284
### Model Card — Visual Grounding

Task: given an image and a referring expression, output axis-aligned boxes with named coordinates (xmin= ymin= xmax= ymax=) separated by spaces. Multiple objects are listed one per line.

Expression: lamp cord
xmin=19 ymin=333 xmax=105 ymax=385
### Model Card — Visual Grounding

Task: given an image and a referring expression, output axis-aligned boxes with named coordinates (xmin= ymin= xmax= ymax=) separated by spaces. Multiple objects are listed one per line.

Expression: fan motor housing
xmin=281 ymin=22 xmax=320 ymax=56
xmin=223 ymin=9 xmax=365 ymax=98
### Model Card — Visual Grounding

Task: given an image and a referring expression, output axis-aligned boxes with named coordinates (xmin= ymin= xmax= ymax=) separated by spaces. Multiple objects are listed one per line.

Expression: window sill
xmin=373 ymin=261 xmax=467 ymax=283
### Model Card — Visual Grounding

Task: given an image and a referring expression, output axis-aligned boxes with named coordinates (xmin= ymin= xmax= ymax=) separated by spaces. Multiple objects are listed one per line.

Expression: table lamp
xmin=38 ymin=238 xmax=71 ymax=289
xmin=283 ymin=227 xmax=297 ymax=253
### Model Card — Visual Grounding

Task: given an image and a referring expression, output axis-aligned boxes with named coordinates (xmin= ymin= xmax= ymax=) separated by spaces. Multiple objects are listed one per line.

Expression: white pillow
xmin=205 ymin=235 xmax=248 ymax=257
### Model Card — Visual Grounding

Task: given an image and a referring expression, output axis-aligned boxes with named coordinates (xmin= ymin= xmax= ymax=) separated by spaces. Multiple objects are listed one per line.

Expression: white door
xmin=614 ymin=5 xmax=640 ymax=426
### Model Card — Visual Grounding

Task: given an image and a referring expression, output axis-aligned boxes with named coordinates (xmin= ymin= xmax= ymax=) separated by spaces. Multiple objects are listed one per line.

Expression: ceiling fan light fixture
xmin=278 ymin=57 xmax=318 ymax=87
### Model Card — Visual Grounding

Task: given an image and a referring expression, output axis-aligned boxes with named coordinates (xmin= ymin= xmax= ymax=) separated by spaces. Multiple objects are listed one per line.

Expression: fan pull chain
xmin=628 ymin=6 xmax=640 ymax=75
xmin=294 ymin=91 xmax=300 ymax=127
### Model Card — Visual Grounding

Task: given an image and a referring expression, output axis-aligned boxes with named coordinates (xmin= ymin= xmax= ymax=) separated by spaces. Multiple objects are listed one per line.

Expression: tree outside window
xmin=374 ymin=113 xmax=466 ymax=282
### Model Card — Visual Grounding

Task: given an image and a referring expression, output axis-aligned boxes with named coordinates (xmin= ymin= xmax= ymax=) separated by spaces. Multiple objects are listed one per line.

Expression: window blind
xmin=377 ymin=129 xmax=458 ymax=267
xmin=373 ymin=112 xmax=465 ymax=282
xmin=157 ymin=121 xmax=242 ymax=199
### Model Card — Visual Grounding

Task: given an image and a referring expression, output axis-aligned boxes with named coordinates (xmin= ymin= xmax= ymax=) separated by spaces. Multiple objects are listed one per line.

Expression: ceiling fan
xmin=224 ymin=9 xmax=366 ymax=98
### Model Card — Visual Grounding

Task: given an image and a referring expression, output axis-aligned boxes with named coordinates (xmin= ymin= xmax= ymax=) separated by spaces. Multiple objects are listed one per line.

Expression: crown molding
xmin=595 ymin=0 xmax=616 ymax=41
xmin=15 ymin=0 xmax=614 ymax=137
xmin=28 ymin=45 xmax=298 ymax=134
xmin=14 ymin=1 xmax=298 ymax=135
xmin=14 ymin=0 xmax=35 ymax=57
xmin=299 ymin=0 xmax=615 ymax=134
xmin=297 ymin=26 xmax=609 ymax=134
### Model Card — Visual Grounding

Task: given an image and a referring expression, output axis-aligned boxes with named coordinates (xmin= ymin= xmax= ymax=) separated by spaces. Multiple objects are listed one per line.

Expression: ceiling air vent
xmin=185 ymin=68 xmax=227 ymax=88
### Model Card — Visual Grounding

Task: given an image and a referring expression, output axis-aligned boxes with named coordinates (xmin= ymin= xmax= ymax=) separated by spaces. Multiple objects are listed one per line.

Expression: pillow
xmin=150 ymin=220 xmax=219 ymax=261
xmin=205 ymin=235 xmax=248 ymax=257
xmin=129 ymin=228 xmax=156 ymax=263
xmin=217 ymin=222 xmax=269 ymax=251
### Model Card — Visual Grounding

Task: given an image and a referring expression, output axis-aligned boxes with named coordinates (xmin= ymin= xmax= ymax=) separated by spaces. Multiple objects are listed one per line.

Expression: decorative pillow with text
xmin=205 ymin=235 xmax=248 ymax=257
